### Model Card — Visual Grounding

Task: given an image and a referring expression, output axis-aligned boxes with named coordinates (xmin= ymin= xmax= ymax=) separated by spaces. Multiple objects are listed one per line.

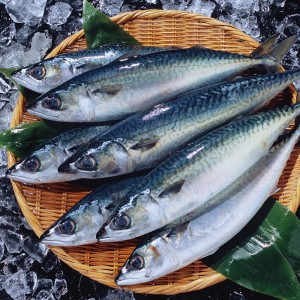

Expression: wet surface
xmin=0 ymin=1 xmax=299 ymax=299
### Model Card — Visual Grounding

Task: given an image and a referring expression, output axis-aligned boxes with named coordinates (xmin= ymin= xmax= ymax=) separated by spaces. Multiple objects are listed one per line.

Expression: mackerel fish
xmin=6 ymin=125 xmax=109 ymax=184
xmin=40 ymin=175 xmax=143 ymax=246
xmin=58 ymin=68 xmax=300 ymax=179
xmin=96 ymin=104 xmax=300 ymax=242
xmin=26 ymin=37 xmax=296 ymax=122
xmin=12 ymin=42 xmax=165 ymax=93
xmin=116 ymin=123 xmax=300 ymax=285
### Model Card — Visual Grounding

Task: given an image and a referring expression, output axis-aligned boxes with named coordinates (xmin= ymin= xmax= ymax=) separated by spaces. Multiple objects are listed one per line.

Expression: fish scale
xmin=97 ymin=104 xmax=300 ymax=242
xmin=116 ymin=125 xmax=300 ymax=285
xmin=58 ymin=69 xmax=300 ymax=180
xmin=27 ymin=45 xmax=284 ymax=122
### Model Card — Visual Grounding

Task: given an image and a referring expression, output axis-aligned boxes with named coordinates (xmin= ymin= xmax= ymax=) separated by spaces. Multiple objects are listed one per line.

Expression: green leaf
xmin=257 ymin=201 xmax=300 ymax=274
xmin=83 ymin=0 xmax=139 ymax=49
xmin=203 ymin=199 xmax=300 ymax=300
xmin=0 ymin=67 xmax=18 ymax=81
xmin=0 ymin=121 xmax=65 ymax=158
xmin=0 ymin=67 xmax=40 ymax=103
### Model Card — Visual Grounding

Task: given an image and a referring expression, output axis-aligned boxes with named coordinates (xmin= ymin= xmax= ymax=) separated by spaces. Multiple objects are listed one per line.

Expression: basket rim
xmin=6 ymin=9 xmax=299 ymax=295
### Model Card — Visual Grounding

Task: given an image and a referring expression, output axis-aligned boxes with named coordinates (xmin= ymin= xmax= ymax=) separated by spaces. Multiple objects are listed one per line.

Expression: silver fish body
xmin=6 ymin=125 xmax=109 ymax=184
xmin=97 ymin=104 xmax=300 ymax=242
xmin=12 ymin=43 xmax=165 ymax=93
xmin=27 ymin=46 xmax=284 ymax=122
xmin=58 ymin=69 xmax=300 ymax=179
xmin=40 ymin=175 xmax=144 ymax=246
xmin=116 ymin=124 xmax=300 ymax=285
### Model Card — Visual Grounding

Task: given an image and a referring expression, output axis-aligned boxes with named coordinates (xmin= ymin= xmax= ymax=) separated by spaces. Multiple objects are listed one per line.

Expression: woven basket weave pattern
xmin=7 ymin=10 xmax=300 ymax=295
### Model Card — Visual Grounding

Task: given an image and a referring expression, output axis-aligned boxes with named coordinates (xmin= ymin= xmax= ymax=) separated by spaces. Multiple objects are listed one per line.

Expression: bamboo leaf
xmin=0 ymin=121 xmax=64 ymax=158
xmin=203 ymin=199 xmax=300 ymax=300
xmin=83 ymin=0 xmax=139 ymax=49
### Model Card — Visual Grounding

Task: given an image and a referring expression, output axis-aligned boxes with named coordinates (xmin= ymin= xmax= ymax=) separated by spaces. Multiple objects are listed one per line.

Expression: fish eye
xmin=23 ymin=156 xmax=40 ymax=172
xmin=42 ymin=95 xmax=62 ymax=110
xmin=75 ymin=155 xmax=97 ymax=171
xmin=55 ymin=218 xmax=76 ymax=235
xmin=129 ymin=254 xmax=144 ymax=270
xmin=27 ymin=65 xmax=46 ymax=80
xmin=113 ymin=213 xmax=131 ymax=230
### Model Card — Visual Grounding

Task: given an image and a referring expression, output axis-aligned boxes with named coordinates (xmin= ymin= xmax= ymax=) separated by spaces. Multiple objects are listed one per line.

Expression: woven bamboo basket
xmin=7 ymin=10 xmax=300 ymax=295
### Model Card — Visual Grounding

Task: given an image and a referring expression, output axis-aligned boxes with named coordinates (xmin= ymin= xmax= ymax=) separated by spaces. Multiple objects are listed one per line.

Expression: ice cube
xmin=0 ymin=274 xmax=7 ymax=290
xmin=40 ymin=252 xmax=58 ymax=273
xmin=0 ymin=215 xmax=22 ymax=230
xmin=3 ymin=253 xmax=34 ymax=275
xmin=44 ymin=2 xmax=73 ymax=27
xmin=25 ymin=271 xmax=38 ymax=294
xmin=0 ymin=77 xmax=11 ymax=94
xmin=0 ymin=229 xmax=22 ymax=253
xmin=21 ymin=236 xmax=49 ymax=263
xmin=0 ymin=236 xmax=4 ymax=261
xmin=35 ymin=289 xmax=56 ymax=300
xmin=0 ymin=43 xmax=26 ymax=68
xmin=3 ymin=270 xmax=26 ymax=300
xmin=53 ymin=278 xmax=68 ymax=299
xmin=35 ymin=278 xmax=53 ymax=293
xmin=30 ymin=32 xmax=52 ymax=58
xmin=103 ymin=289 xmax=135 ymax=300
xmin=0 ymin=23 xmax=16 ymax=46
xmin=92 ymin=0 xmax=123 ymax=17
xmin=15 ymin=25 xmax=35 ymax=45
xmin=5 ymin=0 xmax=47 ymax=26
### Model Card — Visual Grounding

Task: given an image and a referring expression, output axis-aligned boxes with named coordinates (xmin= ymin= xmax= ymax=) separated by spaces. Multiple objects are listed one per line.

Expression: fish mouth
xmin=115 ymin=271 xmax=142 ymax=286
xmin=39 ymin=229 xmax=69 ymax=246
xmin=6 ymin=168 xmax=43 ymax=184
xmin=11 ymin=72 xmax=43 ymax=93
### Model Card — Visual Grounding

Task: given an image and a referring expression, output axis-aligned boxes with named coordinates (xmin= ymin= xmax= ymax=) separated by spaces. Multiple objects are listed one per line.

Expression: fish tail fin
xmin=250 ymin=33 xmax=279 ymax=58
xmin=264 ymin=36 xmax=297 ymax=73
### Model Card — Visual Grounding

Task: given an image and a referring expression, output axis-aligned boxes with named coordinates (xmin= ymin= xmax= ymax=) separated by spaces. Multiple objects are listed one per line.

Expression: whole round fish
xmin=11 ymin=42 xmax=166 ymax=94
xmin=116 ymin=124 xmax=300 ymax=285
xmin=26 ymin=37 xmax=295 ymax=122
xmin=39 ymin=175 xmax=144 ymax=246
xmin=6 ymin=125 xmax=109 ymax=184
xmin=96 ymin=104 xmax=300 ymax=242
xmin=57 ymin=68 xmax=300 ymax=180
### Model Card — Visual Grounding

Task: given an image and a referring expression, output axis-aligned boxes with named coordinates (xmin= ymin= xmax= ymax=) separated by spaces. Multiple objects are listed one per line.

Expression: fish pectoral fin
xmin=91 ymin=85 xmax=123 ymax=96
xmin=75 ymin=62 xmax=99 ymax=72
xmin=158 ymin=180 xmax=185 ymax=198
xmin=130 ymin=138 xmax=160 ymax=151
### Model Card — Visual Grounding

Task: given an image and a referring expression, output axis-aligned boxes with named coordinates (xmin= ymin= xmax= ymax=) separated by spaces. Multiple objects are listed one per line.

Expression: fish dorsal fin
xmin=158 ymin=180 xmax=185 ymax=198
xmin=91 ymin=84 xmax=123 ymax=96
xmin=130 ymin=138 xmax=159 ymax=151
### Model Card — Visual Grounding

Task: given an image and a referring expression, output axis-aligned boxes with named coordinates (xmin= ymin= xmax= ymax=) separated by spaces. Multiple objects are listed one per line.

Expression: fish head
xmin=97 ymin=190 xmax=165 ymax=241
xmin=26 ymin=84 xmax=92 ymax=122
xmin=116 ymin=234 xmax=177 ymax=285
xmin=11 ymin=58 xmax=73 ymax=94
xmin=6 ymin=145 xmax=67 ymax=184
xmin=40 ymin=197 xmax=112 ymax=246
xmin=58 ymin=140 xmax=134 ymax=179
